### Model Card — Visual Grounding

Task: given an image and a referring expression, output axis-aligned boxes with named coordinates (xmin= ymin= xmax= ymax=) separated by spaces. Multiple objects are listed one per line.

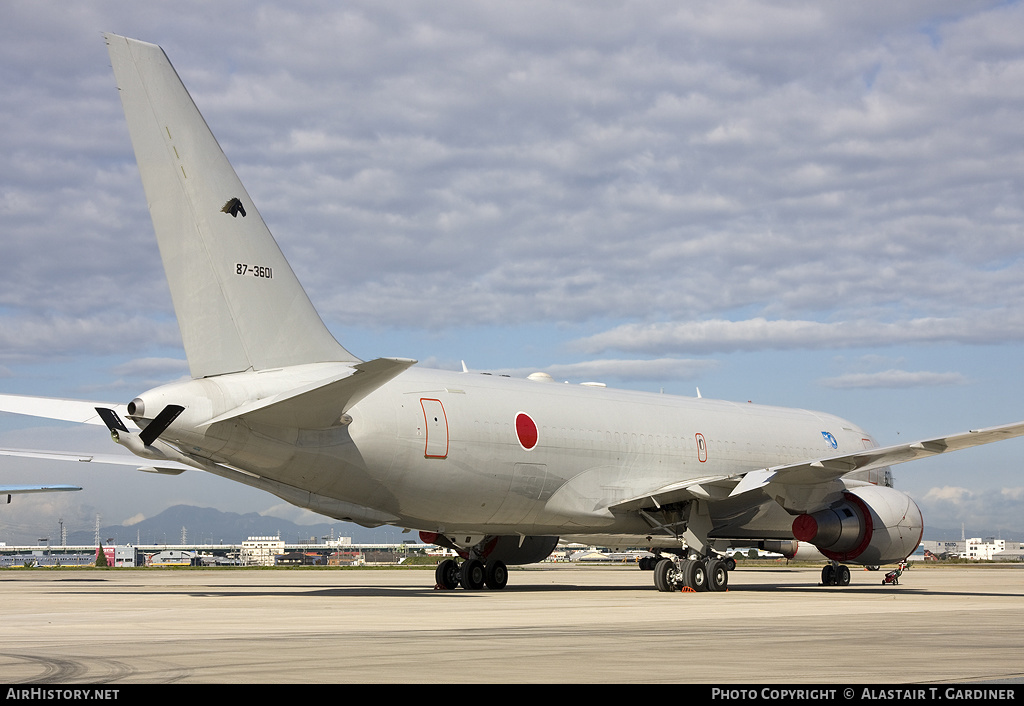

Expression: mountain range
xmin=65 ymin=505 xmax=415 ymax=547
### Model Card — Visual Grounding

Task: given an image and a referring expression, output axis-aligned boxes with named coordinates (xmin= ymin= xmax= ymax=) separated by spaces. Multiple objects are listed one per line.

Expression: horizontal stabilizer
xmin=0 ymin=447 xmax=191 ymax=475
xmin=0 ymin=394 xmax=129 ymax=428
xmin=201 ymin=357 xmax=417 ymax=429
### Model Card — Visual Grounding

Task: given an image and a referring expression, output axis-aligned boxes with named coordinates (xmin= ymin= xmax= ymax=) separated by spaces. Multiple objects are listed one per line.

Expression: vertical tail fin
xmin=104 ymin=34 xmax=358 ymax=378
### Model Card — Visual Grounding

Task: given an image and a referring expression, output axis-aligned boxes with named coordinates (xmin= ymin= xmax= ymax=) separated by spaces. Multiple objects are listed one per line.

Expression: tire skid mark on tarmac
xmin=0 ymin=652 xmax=192 ymax=683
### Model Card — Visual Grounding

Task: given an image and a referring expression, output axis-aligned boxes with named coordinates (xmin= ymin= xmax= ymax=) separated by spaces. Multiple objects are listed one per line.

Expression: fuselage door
xmin=421 ymin=398 xmax=449 ymax=459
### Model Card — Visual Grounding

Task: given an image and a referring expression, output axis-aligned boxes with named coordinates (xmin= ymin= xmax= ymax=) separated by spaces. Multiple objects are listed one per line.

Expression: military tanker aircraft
xmin=2 ymin=35 xmax=1023 ymax=592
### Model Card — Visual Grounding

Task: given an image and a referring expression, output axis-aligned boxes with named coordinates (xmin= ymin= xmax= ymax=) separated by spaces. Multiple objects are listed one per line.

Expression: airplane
xmin=2 ymin=33 xmax=1023 ymax=592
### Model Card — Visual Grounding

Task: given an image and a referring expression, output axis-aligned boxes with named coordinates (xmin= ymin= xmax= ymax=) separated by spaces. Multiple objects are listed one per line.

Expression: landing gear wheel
xmin=461 ymin=559 xmax=485 ymax=590
xmin=484 ymin=560 xmax=508 ymax=590
xmin=706 ymin=558 xmax=729 ymax=592
xmin=682 ymin=559 xmax=708 ymax=591
xmin=654 ymin=558 xmax=678 ymax=591
xmin=821 ymin=564 xmax=835 ymax=586
xmin=435 ymin=559 xmax=459 ymax=590
xmin=837 ymin=564 xmax=851 ymax=586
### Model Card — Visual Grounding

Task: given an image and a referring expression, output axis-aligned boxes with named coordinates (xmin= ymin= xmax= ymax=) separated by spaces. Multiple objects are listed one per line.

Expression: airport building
xmin=241 ymin=536 xmax=287 ymax=566
xmin=921 ymin=538 xmax=1023 ymax=561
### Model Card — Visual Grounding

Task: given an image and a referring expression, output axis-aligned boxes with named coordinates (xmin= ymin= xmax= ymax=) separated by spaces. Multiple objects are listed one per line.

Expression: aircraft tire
xmin=435 ymin=559 xmax=459 ymax=590
xmin=653 ymin=559 xmax=675 ymax=591
xmin=821 ymin=564 xmax=835 ymax=586
xmin=706 ymin=559 xmax=729 ymax=592
xmin=484 ymin=560 xmax=508 ymax=590
xmin=461 ymin=559 xmax=485 ymax=590
xmin=837 ymin=565 xmax=851 ymax=586
xmin=682 ymin=559 xmax=708 ymax=591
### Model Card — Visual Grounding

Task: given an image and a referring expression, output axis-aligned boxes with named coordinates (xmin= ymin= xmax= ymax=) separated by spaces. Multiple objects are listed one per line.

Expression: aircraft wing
xmin=609 ymin=419 xmax=1024 ymax=513
xmin=733 ymin=419 xmax=1024 ymax=493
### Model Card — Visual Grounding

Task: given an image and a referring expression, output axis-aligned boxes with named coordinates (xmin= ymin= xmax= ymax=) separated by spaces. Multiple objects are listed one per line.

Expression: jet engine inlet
xmin=792 ymin=485 xmax=923 ymax=565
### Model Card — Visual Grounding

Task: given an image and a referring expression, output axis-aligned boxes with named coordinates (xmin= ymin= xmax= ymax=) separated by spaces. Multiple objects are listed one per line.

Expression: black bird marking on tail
xmin=221 ymin=197 xmax=246 ymax=218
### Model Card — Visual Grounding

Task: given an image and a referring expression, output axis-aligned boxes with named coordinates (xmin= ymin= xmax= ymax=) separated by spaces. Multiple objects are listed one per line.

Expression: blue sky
xmin=2 ymin=1 xmax=1024 ymax=544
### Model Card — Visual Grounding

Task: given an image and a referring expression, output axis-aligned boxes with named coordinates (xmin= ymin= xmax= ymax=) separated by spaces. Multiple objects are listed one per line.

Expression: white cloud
xmin=499 ymin=357 xmax=718 ymax=383
xmin=819 ymin=369 xmax=968 ymax=389
xmin=0 ymin=315 xmax=181 ymax=359
xmin=918 ymin=485 xmax=1024 ymax=534
xmin=4 ymin=3 xmax=1024 ymax=341
xmin=572 ymin=314 xmax=1024 ymax=356
xmin=110 ymin=358 xmax=189 ymax=379
xmin=924 ymin=486 xmax=973 ymax=503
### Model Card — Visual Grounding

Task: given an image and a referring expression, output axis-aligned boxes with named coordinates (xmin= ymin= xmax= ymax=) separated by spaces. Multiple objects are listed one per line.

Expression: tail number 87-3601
xmin=235 ymin=264 xmax=273 ymax=279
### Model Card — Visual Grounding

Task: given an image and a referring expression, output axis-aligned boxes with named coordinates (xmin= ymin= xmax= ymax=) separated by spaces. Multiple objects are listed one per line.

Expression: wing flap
xmin=607 ymin=475 xmax=736 ymax=513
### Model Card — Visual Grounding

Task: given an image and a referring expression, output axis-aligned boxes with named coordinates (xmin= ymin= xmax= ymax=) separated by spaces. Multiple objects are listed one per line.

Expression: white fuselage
xmin=133 ymin=364 xmax=877 ymax=541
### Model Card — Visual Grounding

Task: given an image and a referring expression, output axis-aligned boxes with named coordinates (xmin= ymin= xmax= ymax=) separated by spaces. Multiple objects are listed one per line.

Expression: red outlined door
xmin=420 ymin=398 xmax=449 ymax=458
xmin=695 ymin=433 xmax=707 ymax=463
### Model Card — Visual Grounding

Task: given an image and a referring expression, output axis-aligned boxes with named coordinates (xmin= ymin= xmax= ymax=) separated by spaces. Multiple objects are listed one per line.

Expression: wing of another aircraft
xmin=1 ymin=484 xmax=81 ymax=494
xmin=2 ymin=482 xmax=81 ymax=504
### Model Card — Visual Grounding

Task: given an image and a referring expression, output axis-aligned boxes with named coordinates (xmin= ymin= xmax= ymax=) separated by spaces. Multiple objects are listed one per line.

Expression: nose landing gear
xmin=820 ymin=562 xmax=851 ymax=586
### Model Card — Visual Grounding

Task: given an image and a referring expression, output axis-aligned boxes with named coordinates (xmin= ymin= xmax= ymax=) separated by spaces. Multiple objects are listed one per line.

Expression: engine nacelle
xmin=419 ymin=532 xmax=558 ymax=566
xmin=759 ymin=539 xmax=799 ymax=558
xmin=791 ymin=485 xmax=923 ymax=565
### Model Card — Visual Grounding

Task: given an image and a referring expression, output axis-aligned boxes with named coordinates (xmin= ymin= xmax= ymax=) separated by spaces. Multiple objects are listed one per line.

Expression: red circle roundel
xmin=516 ymin=412 xmax=538 ymax=450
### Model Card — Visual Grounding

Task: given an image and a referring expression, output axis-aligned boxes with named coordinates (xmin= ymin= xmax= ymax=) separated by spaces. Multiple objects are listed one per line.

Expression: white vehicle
xmin=3 ymin=35 xmax=1023 ymax=592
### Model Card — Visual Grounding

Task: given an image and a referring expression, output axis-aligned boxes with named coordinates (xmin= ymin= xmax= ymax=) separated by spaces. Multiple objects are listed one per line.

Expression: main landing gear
xmin=435 ymin=558 xmax=508 ymax=590
xmin=820 ymin=561 xmax=851 ymax=586
xmin=653 ymin=556 xmax=730 ymax=592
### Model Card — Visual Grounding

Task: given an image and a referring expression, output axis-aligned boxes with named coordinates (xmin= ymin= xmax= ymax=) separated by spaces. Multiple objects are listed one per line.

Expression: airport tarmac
xmin=1 ymin=563 xmax=1022 ymax=684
